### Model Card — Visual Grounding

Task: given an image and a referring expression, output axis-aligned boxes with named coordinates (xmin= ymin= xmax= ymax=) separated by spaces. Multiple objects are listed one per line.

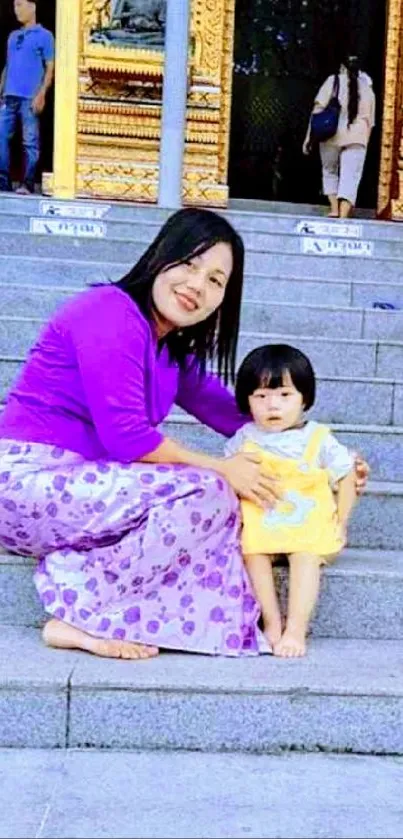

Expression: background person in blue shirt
xmin=0 ymin=0 xmax=54 ymax=194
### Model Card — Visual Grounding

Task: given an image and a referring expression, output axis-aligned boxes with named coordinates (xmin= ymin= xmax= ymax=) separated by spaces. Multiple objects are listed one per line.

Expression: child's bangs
xmin=259 ymin=367 xmax=291 ymax=390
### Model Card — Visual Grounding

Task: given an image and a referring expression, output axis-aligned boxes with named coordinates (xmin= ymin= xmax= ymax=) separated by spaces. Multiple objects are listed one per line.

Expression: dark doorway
xmin=0 ymin=0 xmax=56 ymax=189
xmin=228 ymin=0 xmax=386 ymax=208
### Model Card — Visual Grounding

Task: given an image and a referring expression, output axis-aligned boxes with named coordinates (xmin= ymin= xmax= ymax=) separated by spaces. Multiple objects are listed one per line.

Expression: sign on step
xmin=30 ymin=218 xmax=106 ymax=239
xmin=301 ymin=236 xmax=373 ymax=257
xmin=39 ymin=201 xmax=110 ymax=220
xmin=295 ymin=220 xmax=363 ymax=238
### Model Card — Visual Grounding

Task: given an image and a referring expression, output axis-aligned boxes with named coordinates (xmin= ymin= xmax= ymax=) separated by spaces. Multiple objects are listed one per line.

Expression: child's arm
xmin=319 ymin=429 xmax=358 ymax=544
xmin=335 ymin=468 xmax=357 ymax=544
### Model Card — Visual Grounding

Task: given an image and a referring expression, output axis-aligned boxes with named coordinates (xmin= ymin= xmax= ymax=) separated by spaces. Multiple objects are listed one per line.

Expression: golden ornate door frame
xmin=378 ymin=0 xmax=403 ymax=219
xmin=48 ymin=0 xmax=403 ymax=216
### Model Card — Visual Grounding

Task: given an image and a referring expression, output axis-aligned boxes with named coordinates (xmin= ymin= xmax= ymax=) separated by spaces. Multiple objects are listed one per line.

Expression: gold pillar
xmin=377 ymin=0 xmax=403 ymax=219
xmin=51 ymin=0 xmax=81 ymax=198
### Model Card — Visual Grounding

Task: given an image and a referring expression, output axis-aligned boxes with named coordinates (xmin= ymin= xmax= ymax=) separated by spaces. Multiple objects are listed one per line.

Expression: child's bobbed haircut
xmin=235 ymin=343 xmax=316 ymax=414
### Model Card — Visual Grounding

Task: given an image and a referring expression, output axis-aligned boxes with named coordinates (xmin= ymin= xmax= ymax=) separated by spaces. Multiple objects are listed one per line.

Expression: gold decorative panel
xmin=48 ymin=0 xmax=403 ymax=213
xmin=46 ymin=0 xmax=236 ymax=205
xmin=377 ymin=0 xmax=403 ymax=219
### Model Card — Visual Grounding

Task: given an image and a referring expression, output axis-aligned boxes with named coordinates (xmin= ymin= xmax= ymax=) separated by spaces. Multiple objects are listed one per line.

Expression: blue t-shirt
xmin=4 ymin=25 xmax=55 ymax=99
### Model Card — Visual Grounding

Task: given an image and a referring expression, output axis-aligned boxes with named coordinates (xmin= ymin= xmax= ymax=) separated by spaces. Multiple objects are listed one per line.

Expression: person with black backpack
xmin=302 ymin=55 xmax=375 ymax=219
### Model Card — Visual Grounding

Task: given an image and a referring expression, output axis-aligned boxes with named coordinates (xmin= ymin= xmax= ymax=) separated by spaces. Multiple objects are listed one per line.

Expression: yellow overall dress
xmin=241 ymin=424 xmax=343 ymax=560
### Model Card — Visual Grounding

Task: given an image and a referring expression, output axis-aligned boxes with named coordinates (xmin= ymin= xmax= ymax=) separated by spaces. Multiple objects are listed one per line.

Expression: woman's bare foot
xmin=42 ymin=618 xmax=159 ymax=660
xmin=273 ymin=629 xmax=306 ymax=658
xmin=263 ymin=612 xmax=283 ymax=649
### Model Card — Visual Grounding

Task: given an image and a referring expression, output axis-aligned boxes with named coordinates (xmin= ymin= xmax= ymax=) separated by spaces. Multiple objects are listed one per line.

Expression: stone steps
xmin=0 ymin=196 xmax=402 ymax=761
xmin=2 ymin=253 xmax=403 ymax=295
xmin=2 ymin=209 xmax=403 ymax=250
xmin=240 ymin=300 xmax=403 ymax=341
xmin=237 ymin=331 xmax=403 ymax=379
xmin=1 ymin=229 xmax=403 ymax=281
xmin=0 ymin=274 xmax=403 ymax=314
xmin=0 ymin=192 xmax=388 ymax=232
xmin=165 ymin=416 xmax=403 ymax=482
xmin=0 ymin=349 xmax=401 ymax=425
xmin=0 ymin=298 xmax=402 ymax=345
xmin=2 ymin=274 xmax=403 ymax=310
xmin=1 ymin=625 xmax=402 ymax=753
xmin=2 ymin=323 xmax=403 ymax=380
xmin=1 ymin=749 xmax=402 ymax=839
xmin=1 ymin=549 xmax=402 ymax=640
xmin=1 ymin=284 xmax=403 ymax=377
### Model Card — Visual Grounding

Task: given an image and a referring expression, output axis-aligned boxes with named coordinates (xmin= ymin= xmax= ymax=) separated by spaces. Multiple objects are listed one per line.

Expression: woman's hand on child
xmin=219 ymin=452 xmax=280 ymax=508
xmin=353 ymin=453 xmax=370 ymax=494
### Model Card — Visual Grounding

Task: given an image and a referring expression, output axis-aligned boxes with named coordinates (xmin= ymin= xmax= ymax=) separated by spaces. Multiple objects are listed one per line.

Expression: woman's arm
xmin=176 ymin=359 xmax=247 ymax=437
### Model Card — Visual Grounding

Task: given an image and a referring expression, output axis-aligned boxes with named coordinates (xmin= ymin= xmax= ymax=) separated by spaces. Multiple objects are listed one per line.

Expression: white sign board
xmin=39 ymin=201 xmax=110 ymax=220
xmin=301 ymin=236 xmax=373 ymax=258
xmin=296 ymin=220 xmax=362 ymax=239
xmin=30 ymin=218 xmax=106 ymax=239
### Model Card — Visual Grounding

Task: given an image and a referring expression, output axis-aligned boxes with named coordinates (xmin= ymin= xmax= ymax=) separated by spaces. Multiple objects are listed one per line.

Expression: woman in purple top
xmin=0 ymin=209 xmax=367 ymax=660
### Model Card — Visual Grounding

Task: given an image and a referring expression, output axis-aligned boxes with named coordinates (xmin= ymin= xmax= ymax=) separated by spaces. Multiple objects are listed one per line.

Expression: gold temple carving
xmin=49 ymin=0 xmax=403 ymax=218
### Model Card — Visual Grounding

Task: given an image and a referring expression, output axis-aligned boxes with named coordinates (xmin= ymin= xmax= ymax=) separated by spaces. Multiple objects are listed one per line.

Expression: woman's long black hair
xmin=341 ymin=54 xmax=360 ymax=126
xmin=115 ymin=208 xmax=245 ymax=385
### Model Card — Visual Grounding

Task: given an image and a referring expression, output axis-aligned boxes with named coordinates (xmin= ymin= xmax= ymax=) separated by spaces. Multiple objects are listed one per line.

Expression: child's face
xmin=248 ymin=371 xmax=304 ymax=432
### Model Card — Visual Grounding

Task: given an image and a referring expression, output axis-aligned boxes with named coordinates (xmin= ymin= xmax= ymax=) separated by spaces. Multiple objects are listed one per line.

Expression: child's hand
xmin=353 ymin=453 xmax=370 ymax=494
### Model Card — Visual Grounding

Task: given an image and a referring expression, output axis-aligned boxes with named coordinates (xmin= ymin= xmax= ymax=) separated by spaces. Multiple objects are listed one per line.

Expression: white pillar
xmin=158 ymin=0 xmax=191 ymax=208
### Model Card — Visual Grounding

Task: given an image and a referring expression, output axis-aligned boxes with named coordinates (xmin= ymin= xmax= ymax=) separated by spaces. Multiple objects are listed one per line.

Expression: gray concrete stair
xmin=0 ymin=625 xmax=402 ymax=753
xmin=0 ymin=299 xmax=402 ymax=343
xmin=1 ymin=549 xmax=402 ymax=639
xmin=2 ymin=256 xmax=403 ymax=306
xmin=3 ymin=282 xmax=402 ymax=342
xmin=0 ymin=193 xmax=395 ymax=235
xmin=1 ymin=229 xmax=403 ymax=282
xmin=2 ymin=274 xmax=403 ymax=310
xmin=239 ymin=300 xmax=403 ymax=341
xmin=0 ymin=195 xmax=402 ymax=761
xmin=2 ymin=748 xmax=402 ymax=839
xmin=165 ymin=416 xmax=403 ymax=481
xmin=0 ymin=352 xmax=402 ymax=425
xmin=237 ymin=331 xmax=403 ymax=379
xmin=2 ymin=323 xmax=403 ymax=380
xmin=2 ymin=210 xmax=403 ymax=252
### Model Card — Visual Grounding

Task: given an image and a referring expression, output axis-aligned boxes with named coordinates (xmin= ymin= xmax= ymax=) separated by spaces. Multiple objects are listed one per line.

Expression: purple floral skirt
xmin=0 ymin=440 xmax=269 ymax=655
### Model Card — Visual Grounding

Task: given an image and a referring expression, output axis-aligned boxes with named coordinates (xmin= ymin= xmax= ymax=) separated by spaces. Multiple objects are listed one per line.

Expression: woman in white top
xmin=303 ymin=55 xmax=376 ymax=219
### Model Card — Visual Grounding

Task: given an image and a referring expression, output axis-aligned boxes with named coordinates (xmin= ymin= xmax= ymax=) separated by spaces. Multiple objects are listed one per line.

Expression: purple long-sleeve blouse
xmin=0 ymin=286 xmax=246 ymax=462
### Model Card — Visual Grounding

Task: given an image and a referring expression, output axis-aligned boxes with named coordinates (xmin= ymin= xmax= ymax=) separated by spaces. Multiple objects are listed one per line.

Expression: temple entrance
xmin=228 ymin=0 xmax=386 ymax=209
xmin=0 ymin=0 xmax=56 ymax=191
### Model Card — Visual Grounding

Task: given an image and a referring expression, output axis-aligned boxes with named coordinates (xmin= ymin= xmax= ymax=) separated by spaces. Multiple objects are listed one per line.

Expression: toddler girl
xmin=225 ymin=344 xmax=357 ymax=658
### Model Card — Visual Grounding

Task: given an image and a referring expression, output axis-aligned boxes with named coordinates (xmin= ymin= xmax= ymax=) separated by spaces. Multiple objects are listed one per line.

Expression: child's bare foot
xmin=273 ymin=629 xmax=307 ymax=658
xmin=42 ymin=618 xmax=159 ymax=660
xmin=263 ymin=613 xmax=283 ymax=648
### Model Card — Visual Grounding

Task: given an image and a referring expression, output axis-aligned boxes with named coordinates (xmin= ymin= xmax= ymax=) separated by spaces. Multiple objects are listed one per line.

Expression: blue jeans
xmin=0 ymin=96 xmax=40 ymax=192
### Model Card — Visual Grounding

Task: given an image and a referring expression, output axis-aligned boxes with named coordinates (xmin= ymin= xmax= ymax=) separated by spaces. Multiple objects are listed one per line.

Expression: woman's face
xmin=151 ymin=242 xmax=233 ymax=337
